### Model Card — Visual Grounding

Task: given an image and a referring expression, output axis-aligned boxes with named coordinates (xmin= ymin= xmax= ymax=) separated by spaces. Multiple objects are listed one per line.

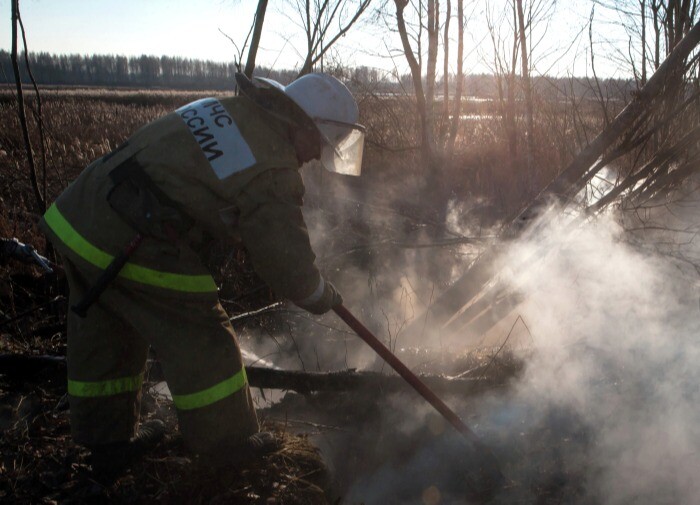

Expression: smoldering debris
xmin=265 ymin=197 xmax=700 ymax=505
xmin=0 ymin=363 xmax=331 ymax=504
xmin=474 ymin=203 xmax=700 ymax=504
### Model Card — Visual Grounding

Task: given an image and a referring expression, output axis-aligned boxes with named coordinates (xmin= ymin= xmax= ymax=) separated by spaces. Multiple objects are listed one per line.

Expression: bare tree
xmin=589 ymin=5 xmax=611 ymax=127
xmin=446 ymin=0 xmax=465 ymax=157
xmin=652 ymin=0 xmax=663 ymax=68
xmin=485 ymin=0 xmax=519 ymax=164
xmin=394 ymin=0 xmax=435 ymax=165
xmin=393 ymin=0 xmax=471 ymax=162
xmin=402 ymin=19 xmax=700 ymax=343
xmin=597 ymin=0 xmax=698 ymax=86
xmin=389 ymin=0 xmax=478 ymax=229
xmin=594 ymin=0 xmax=699 ymax=153
xmin=286 ymin=0 xmax=373 ymax=76
xmin=484 ymin=0 xmax=554 ymax=179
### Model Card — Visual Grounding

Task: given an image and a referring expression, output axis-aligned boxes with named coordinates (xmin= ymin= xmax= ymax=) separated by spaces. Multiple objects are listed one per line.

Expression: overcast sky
xmin=0 ymin=0 xmax=643 ymax=79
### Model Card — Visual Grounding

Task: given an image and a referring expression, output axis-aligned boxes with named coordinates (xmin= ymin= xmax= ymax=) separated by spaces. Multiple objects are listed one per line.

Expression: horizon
xmin=0 ymin=48 xmax=640 ymax=84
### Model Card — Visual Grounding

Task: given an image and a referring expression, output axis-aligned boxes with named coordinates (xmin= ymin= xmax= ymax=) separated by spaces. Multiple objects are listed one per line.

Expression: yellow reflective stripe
xmin=44 ymin=204 xmax=217 ymax=293
xmin=68 ymin=373 xmax=144 ymax=397
xmin=172 ymin=368 xmax=248 ymax=411
xmin=45 ymin=203 xmax=113 ymax=268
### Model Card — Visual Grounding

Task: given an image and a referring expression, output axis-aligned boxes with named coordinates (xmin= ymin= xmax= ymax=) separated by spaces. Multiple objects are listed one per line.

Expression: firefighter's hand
xmin=297 ymin=280 xmax=343 ymax=315
xmin=0 ymin=237 xmax=54 ymax=272
xmin=0 ymin=238 xmax=25 ymax=265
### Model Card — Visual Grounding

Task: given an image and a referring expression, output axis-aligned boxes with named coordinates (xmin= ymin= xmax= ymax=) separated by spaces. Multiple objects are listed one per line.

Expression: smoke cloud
xmin=320 ymin=200 xmax=700 ymax=504
xmin=247 ymin=164 xmax=700 ymax=503
xmin=473 ymin=202 xmax=700 ymax=504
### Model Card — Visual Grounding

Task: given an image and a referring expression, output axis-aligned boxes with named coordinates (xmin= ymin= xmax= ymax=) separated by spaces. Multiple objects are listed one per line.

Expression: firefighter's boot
xmin=89 ymin=419 xmax=166 ymax=479
xmin=207 ymin=431 xmax=280 ymax=468
xmin=242 ymin=431 xmax=280 ymax=455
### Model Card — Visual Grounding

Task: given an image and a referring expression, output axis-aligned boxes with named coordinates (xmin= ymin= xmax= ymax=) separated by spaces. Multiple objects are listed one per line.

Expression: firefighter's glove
xmin=296 ymin=279 xmax=343 ymax=315
xmin=0 ymin=238 xmax=52 ymax=272
xmin=1 ymin=238 xmax=21 ymax=265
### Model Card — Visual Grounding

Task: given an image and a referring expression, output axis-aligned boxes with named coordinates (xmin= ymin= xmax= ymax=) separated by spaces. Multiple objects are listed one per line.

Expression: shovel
xmin=333 ymin=304 xmax=506 ymax=501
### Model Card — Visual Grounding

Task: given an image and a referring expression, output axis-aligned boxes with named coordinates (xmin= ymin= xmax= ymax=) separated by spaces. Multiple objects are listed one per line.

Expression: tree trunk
xmin=425 ymin=0 xmax=439 ymax=160
xmin=244 ymin=0 xmax=268 ymax=79
xmin=641 ymin=0 xmax=648 ymax=85
xmin=516 ymin=0 xmax=534 ymax=182
xmin=394 ymin=0 xmax=430 ymax=160
xmin=652 ymin=0 xmax=661 ymax=69
xmin=440 ymin=0 xmax=452 ymax=145
xmin=506 ymin=1 xmax=519 ymax=164
xmin=446 ymin=0 xmax=465 ymax=159
xmin=11 ymin=0 xmax=44 ymax=214
xmin=447 ymin=0 xmax=465 ymax=157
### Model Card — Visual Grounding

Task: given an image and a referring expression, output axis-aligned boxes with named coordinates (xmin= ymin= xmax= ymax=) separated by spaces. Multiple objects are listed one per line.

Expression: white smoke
xmin=239 ymin=165 xmax=485 ymax=375
xmin=248 ymin=164 xmax=700 ymax=502
xmin=475 ymin=202 xmax=700 ymax=504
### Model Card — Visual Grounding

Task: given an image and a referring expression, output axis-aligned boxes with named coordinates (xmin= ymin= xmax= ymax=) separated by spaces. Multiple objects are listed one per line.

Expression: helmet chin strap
xmin=292 ymin=126 xmax=322 ymax=165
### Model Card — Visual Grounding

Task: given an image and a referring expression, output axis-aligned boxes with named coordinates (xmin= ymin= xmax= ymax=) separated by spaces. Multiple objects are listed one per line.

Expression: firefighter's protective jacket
xmin=40 ymin=96 xmax=324 ymax=306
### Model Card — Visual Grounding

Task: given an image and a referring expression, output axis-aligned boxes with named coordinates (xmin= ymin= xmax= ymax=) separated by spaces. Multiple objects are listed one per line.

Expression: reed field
xmin=0 ymin=85 xmax=609 ymax=249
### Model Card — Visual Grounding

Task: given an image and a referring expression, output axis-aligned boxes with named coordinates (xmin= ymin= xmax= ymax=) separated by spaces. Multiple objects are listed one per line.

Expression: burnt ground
xmin=0 ymin=271 xmax=333 ymax=505
xmin=0 ymin=267 xmax=542 ymax=505
xmin=0 ymin=367 xmax=330 ymax=505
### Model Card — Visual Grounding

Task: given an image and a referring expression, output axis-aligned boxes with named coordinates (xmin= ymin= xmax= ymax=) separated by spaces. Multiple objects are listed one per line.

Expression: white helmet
xmin=238 ymin=73 xmax=365 ymax=176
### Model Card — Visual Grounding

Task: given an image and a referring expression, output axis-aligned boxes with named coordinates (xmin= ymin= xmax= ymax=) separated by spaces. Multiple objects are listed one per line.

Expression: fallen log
xmin=0 ymin=353 xmax=65 ymax=377
xmin=247 ymin=367 xmax=510 ymax=396
xmin=0 ymin=354 xmax=514 ymax=397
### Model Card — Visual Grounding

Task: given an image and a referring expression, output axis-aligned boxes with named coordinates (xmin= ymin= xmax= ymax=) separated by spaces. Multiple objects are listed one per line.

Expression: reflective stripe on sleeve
xmin=44 ymin=204 xmax=217 ymax=293
xmin=68 ymin=373 xmax=144 ymax=397
xmin=172 ymin=368 xmax=248 ymax=411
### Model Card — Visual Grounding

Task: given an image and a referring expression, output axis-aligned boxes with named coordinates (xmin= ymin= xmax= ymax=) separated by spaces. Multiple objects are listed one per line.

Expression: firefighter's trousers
xmin=63 ymin=257 xmax=259 ymax=456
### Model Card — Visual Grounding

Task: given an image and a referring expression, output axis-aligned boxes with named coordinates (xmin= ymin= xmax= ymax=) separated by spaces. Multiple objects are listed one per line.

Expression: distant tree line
xmin=345 ymin=65 xmax=633 ymax=102
xmin=0 ymin=51 xmax=299 ymax=90
xmin=0 ymin=50 xmax=632 ymax=101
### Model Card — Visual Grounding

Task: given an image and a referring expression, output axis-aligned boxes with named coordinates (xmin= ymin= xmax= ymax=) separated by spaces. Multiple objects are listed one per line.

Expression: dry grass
xmin=356 ymin=90 xmax=607 ymax=220
xmin=0 ymin=85 xmax=607 ymax=243
xmin=0 ymin=377 xmax=330 ymax=504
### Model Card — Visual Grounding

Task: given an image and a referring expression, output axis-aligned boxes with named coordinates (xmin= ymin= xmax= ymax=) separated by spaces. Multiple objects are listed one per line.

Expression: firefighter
xmin=39 ymin=72 xmax=365 ymax=474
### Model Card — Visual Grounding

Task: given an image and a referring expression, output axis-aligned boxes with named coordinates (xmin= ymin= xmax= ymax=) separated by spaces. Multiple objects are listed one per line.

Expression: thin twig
xmin=0 ymin=295 xmax=64 ymax=329
xmin=229 ymin=302 xmax=283 ymax=322
xmin=18 ymin=10 xmax=47 ymax=208
xmin=478 ymin=314 xmax=526 ymax=379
